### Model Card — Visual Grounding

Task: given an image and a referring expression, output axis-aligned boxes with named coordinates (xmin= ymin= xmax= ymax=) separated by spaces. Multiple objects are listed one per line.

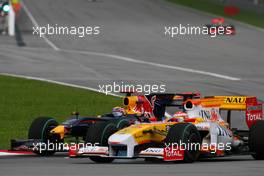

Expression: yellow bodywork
xmin=115 ymin=123 xmax=171 ymax=144
xmin=215 ymin=96 xmax=248 ymax=110
xmin=189 ymin=96 xmax=253 ymax=110
xmin=124 ymin=96 xmax=139 ymax=114
xmin=115 ymin=119 xmax=204 ymax=145
xmin=50 ymin=125 xmax=65 ymax=139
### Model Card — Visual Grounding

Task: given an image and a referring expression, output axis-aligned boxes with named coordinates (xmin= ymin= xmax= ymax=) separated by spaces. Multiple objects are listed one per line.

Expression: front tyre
xmin=28 ymin=117 xmax=59 ymax=156
xmin=165 ymin=123 xmax=201 ymax=163
xmin=85 ymin=121 xmax=117 ymax=163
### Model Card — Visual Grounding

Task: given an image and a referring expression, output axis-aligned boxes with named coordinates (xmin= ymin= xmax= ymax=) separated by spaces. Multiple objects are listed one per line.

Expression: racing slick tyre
xmin=85 ymin=121 xmax=118 ymax=163
xmin=164 ymin=123 xmax=201 ymax=163
xmin=249 ymin=121 xmax=264 ymax=160
xmin=115 ymin=119 xmax=130 ymax=130
xmin=28 ymin=117 xmax=59 ymax=156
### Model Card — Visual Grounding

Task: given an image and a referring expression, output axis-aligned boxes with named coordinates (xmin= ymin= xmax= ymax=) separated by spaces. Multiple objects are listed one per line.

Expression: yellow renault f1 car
xmin=70 ymin=95 xmax=264 ymax=163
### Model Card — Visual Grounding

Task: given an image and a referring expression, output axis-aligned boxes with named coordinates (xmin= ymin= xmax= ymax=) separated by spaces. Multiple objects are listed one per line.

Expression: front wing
xmin=69 ymin=146 xmax=184 ymax=161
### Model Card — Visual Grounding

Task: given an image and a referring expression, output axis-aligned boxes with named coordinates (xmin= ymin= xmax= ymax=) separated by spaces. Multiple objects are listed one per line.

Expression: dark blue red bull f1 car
xmin=11 ymin=92 xmax=200 ymax=156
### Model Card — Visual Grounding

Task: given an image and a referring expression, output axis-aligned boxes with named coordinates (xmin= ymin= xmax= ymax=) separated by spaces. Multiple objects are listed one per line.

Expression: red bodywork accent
xmin=149 ymin=117 xmax=157 ymax=122
xmin=109 ymin=141 xmax=120 ymax=145
xmin=0 ymin=150 xmax=34 ymax=154
xmin=184 ymin=118 xmax=196 ymax=123
xmin=134 ymin=95 xmax=156 ymax=118
xmin=229 ymin=28 xmax=236 ymax=35
xmin=246 ymin=97 xmax=263 ymax=128
xmin=68 ymin=144 xmax=80 ymax=157
xmin=212 ymin=17 xmax=225 ymax=25
xmin=163 ymin=146 xmax=184 ymax=161
xmin=80 ymin=120 xmax=97 ymax=124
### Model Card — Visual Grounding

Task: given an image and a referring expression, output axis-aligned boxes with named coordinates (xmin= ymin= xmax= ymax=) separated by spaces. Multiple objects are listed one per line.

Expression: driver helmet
xmin=172 ymin=111 xmax=188 ymax=122
xmin=112 ymin=107 xmax=126 ymax=117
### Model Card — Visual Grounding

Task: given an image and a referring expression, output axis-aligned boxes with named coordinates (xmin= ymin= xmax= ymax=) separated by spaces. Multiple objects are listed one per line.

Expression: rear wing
xmin=212 ymin=96 xmax=253 ymax=110
xmin=147 ymin=92 xmax=201 ymax=107
xmin=205 ymin=96 xmax=263 ymax=128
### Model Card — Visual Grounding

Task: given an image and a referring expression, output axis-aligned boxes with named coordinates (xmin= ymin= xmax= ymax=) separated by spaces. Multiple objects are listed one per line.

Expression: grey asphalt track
xmin=0 ymin=154 xmax=264 ymax=176
xmin=0 ymin=0 xmax=264 ymax=175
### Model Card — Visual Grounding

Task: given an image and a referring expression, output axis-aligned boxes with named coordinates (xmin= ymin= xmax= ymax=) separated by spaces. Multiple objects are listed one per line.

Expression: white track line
xmin=21 ymin=1 xmax=60 ymax=51
xmin=0 ymin=152 xmax=25 ymax=156
xmin=20 ymin=1 xmax=241 ymax=81
xmin=0 ymin=73 xmax=121 ymax=97
xmin=61 ymin=49 xmax=241 ymax=81
xmin=0 ymin=150 xmax=34 ymax=156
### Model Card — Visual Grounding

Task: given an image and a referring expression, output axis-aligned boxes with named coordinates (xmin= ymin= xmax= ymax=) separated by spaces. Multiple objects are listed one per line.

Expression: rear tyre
xmin=249 ymin=121 xmax=264 ymax=160
xmin=164 ymin=123 xmax=201 ymax=163
xmin=115 ymin=119 xmax=130 ymax=130
xmin=85 ymin=121 xmax=118 ymax=163
xmin=28 ymin=117 xmax=59 ymax=156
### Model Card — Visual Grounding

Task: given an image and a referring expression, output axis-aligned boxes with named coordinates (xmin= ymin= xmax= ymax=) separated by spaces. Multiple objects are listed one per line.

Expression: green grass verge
xmin=167 ymin=0 xmax=264 ymax=28
xmin=0 ymin=75 xmax=121 ymax=149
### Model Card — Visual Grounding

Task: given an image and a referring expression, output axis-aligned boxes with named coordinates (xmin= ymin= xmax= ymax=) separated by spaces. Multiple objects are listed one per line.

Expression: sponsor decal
xmin=163 ymin=144 xmax=184 ymax=161
xmin=245 ymin=97 xmax=262 ymax=128
xmin=140 ymin=148 xmax=163 ymax=156
xmin=225 ymin=97 xmax=246 ymax=104
xmin=78 ymin=146 xmax=108 ymax=155
xmin=246 ymin=103 xmax=262 ymax=128
xmin=199 ymin=108 xmax=220 ymax=120
xmin=216 ymin=125 xmax=232 ymax=137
